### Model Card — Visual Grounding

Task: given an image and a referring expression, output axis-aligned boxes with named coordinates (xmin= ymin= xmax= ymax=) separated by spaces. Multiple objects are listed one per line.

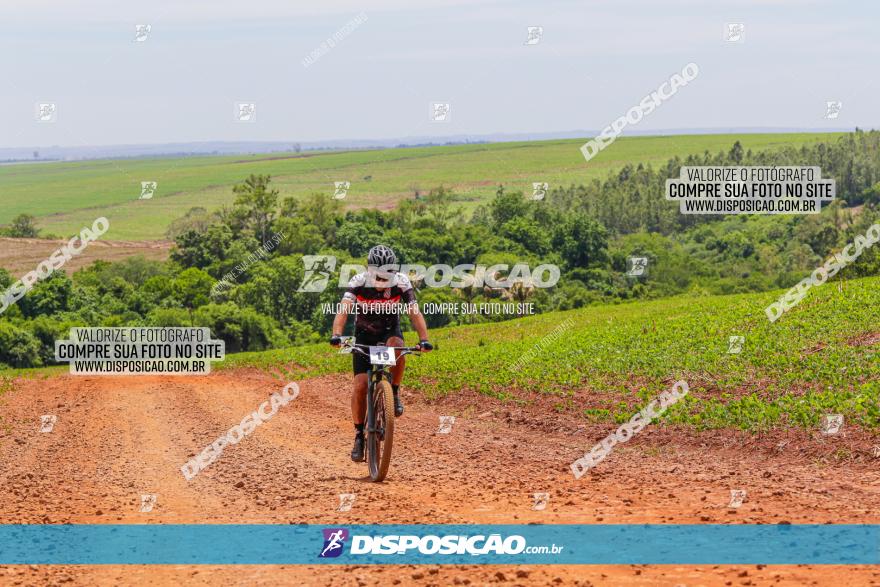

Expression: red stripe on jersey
xmin=355 ymin=295 xmax=401 ymax=304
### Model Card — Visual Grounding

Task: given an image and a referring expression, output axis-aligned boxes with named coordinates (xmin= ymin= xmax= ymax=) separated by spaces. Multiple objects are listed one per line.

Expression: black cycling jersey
xmin=342 ymin=272 xmax=417 ymax=336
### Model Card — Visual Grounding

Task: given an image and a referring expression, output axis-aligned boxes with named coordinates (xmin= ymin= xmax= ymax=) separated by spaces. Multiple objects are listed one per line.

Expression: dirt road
xmin=1 ymin=370 xmax=879 ymax=586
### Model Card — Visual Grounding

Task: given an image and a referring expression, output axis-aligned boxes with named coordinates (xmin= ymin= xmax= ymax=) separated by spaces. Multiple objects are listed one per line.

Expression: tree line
xmin=1 ymin=131 xmax=878 ymax=368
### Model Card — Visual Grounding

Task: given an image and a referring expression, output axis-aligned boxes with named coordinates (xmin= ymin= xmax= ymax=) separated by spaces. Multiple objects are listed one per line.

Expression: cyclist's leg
xmin=350 ymin=332 xmax=372 ymax=462
xmin=351 ymin=373 xmax=368 ymax=425
xmin=386 ymin=334 xmax=405 ymax=386
xmin=352 ymin=329 xmax=376 ymax=423
xmin=350 ymin=373 xmax=368 ymax=462
xmin=386 ymin=329 xmax=405 ymax=416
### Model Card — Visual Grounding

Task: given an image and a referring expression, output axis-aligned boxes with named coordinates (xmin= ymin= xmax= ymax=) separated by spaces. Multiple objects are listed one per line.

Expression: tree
xmin=553 ymin=214 xmax=609 ymax=270
xmin=166 ymin=207 xmax=216 ymax=239
xmin=171 ymin=224 xmax=233 ymax=269
xmin=795 ymin=215 xmax=841 ymax=258
xmin=172 ymin=268 xmax=214 ymax=325
xmin=728 ymin=141 xmax=744 ymax=164
xmin=272 ymin=217 xmax=324 ymax=255
xmin=335 ymin=222 xmax=377 ymax=257
xmin=194 ymin=302 xmax=292 ymax=352
xmin=279 ymin=196 xmax=299 ymax=218
xmin=489 ymin=188 xmax=528 ymax=228
xmin=18 ymin=271 xmax=73 ymax=318
xmin=233 ymin=256 xmax=328 ymax=328
xmin=232 ymin=174 xmax=279 ymax=245
xmin=299 ymin=193 xmax=342 ymax=237
xmin=28 ymin=315 xmax=80 ymax=365
xmin=5 ymin=214 xmax=39 ymax=238
xmin=146 ymin=307 xmax=190 ymax=327
xmin=499 ymin=216 xmax=551 ymax=256
xmin=423 ymin=186 xmax=461 ymax=226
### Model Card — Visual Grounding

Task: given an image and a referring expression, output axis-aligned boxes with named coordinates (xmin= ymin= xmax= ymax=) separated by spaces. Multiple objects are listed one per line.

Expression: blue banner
xmin=0 ymin=524 xmax=876 ymax=565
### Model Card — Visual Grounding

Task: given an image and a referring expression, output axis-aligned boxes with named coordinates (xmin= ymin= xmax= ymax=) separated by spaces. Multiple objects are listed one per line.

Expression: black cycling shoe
xmin=350 ymin=434 xmax=365 ymax=462
xmin=393 ymin=390 xmax=404 ymax=417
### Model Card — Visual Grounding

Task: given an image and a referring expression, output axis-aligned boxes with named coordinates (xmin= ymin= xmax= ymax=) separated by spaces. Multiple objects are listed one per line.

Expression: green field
xmin=224 ymin=275 xmax=880 ymax=432
xmin=0 ymin=133 xmax=842 ymax=241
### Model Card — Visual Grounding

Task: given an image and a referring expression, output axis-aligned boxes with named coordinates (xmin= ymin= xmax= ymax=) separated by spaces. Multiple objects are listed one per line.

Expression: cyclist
xmin=330 ymin=244 xmax=433 ymax=462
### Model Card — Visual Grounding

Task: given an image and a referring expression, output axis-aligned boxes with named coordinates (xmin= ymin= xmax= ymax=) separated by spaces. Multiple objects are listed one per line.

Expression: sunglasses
xmin=368 ymin=267 xmax=395 ymax=285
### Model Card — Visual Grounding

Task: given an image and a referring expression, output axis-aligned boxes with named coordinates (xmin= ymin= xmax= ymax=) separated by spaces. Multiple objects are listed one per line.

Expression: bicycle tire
xmin=367 ymin=379 xmax=395 ymax=482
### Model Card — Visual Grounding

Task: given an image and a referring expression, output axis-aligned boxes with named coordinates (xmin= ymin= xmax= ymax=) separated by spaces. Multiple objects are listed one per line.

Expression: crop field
xmin=0 ymin=133 xmax=840 ymax=241
xmin=224 ymin=274 xmax=880 ymax=434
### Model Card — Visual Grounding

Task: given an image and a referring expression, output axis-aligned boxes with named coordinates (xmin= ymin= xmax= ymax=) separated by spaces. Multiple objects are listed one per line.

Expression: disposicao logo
xmin=317 ymin=529 xmax=561 ymax=558
xmin=319 ymin=528 xmax=349 ymax=558
xmin=350 ymin=533 xmax=529 ymax=555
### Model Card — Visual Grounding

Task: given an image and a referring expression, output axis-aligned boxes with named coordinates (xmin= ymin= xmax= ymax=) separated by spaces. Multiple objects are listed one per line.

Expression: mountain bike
xmin=338 ymin=340 xmax=422 ymax=482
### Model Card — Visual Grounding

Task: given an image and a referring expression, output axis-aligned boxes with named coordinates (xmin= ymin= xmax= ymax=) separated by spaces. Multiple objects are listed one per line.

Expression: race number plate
xmin=368 ymin=346 xmax=396 ymax=366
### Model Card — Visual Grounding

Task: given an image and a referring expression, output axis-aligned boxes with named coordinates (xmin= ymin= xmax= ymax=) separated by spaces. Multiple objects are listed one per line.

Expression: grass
xmin=0 ymin=133 xmax=842 ymax=241
xmin=0 ymin=376 xmax=14 ymax=396
xmin=222 ymin=274 xmax=880 ymax=432
xmin=0 ymin=365 xmax=68 ymax=382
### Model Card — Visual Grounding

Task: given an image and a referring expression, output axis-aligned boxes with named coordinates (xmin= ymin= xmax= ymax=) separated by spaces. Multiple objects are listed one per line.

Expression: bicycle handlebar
xmin=339 ymin=341 xmax=423 ymax=358
xmin=347 ymin=342 xmax=422 ymax=351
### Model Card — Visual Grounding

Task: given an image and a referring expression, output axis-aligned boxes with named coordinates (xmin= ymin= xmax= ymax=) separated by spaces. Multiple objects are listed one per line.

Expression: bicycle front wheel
xmin=367 ymin=379 xmax=395 ymax=482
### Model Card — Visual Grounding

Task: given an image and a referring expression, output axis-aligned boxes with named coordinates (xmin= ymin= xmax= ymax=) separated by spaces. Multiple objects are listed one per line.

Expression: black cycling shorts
xmin=352 ymin=327 xmax=403 ymax=375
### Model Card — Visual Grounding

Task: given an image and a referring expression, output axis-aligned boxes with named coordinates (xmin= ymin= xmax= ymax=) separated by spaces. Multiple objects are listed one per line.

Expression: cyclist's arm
xmin=332 ymin=298 xmax=355 ymax=336
xmin=333 ymin=274 xmax=364 ymax=336
xmin=398 ymin=273 xmax=429 ymax=342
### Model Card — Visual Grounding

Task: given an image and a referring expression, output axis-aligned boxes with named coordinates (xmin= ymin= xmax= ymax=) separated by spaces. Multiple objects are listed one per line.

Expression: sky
xmin=0 ymin=0 xmax=877 ymax=149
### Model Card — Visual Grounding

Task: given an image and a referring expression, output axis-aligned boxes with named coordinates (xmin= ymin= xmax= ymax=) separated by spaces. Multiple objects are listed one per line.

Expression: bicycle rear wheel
xmin=367 ymin=379 xmax=395 ymax=482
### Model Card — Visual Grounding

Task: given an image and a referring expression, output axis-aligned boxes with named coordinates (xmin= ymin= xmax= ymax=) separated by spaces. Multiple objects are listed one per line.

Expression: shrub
xmin=194 ymin=302 xmax=290 ymax=352
xmin=0 ymin=322 xmax=42 ymax=367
